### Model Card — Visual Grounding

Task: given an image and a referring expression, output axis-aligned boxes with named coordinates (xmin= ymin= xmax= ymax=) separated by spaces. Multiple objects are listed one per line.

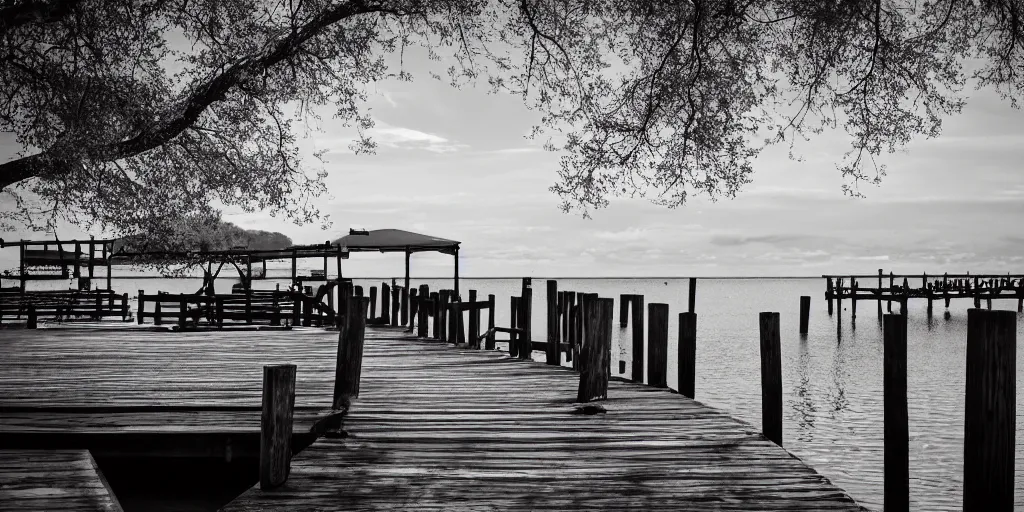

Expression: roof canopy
xmin=335 ymin=229 xmax=459 ymax=254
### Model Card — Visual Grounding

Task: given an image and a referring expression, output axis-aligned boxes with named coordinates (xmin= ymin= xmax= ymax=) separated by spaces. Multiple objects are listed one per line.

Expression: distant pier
xmin=823 ymin=269 xmax=1024 ymax=320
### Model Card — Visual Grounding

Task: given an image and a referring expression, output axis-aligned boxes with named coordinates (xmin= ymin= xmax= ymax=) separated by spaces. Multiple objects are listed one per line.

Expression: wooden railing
xmin=136 ymin=289 xmax=338 ymax=328
xmin=0 ymin=289 xmax=129 ymax=326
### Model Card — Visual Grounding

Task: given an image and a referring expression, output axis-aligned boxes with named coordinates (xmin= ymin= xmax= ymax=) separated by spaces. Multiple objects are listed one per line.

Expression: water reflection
xmin=793 ymin=337 xmax=817 ymax=435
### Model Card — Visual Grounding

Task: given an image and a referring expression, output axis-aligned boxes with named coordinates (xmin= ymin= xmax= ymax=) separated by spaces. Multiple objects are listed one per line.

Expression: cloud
xmin=368 ymin=124 xmax=467 ymax=153
xmin=709 ymin=234 xmax=834 ymax=247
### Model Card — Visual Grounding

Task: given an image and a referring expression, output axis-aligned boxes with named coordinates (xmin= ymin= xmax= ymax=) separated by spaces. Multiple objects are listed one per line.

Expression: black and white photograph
xmin=0 ymin=1 xmax=1022 ymax=510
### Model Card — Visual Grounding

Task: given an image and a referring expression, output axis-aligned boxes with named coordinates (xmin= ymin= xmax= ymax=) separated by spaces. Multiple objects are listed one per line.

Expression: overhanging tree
xmin=1 ymin=0 xmax=1022 ymax=238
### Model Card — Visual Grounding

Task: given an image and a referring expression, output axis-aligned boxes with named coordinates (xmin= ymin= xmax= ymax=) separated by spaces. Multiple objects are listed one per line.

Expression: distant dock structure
xmin=823 ymin=269 xmax=1024 ymax=320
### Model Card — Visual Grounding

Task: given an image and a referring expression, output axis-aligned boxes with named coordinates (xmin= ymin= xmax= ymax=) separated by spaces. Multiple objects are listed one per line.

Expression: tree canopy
xmin=1 ymin=0 xmax=1022 ymax=238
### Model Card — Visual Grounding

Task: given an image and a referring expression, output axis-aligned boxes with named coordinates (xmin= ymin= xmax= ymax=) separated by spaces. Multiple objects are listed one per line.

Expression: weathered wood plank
xmin=0 ymin=450 xmax=122 ymax=511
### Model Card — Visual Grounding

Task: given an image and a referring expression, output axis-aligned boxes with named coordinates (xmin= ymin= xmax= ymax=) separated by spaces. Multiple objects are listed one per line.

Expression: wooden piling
xmin=334 ymin=297 xmax=369 ymax=406
xmin=799 ymin=296 xmax=811 ymax=334
xmin=569 ymin=301 xmax=580 ymax=371
xmin=759 ymin=312 xmax=782 ymax=446
xmin=438 ymin=290 xmax=449 ymax=342
xmin=688 ymin=277 xmax=697 ymax=313
xmin=883 ymin=313 xmax=909 ymax=512
xmin=519 ymin=279 xmax=533 ymax=360
xmin=619 ymin=294 xmax=630 ymax=328
xmin=381 ymin=283 xmax=390 ymax=322
xmin=26 ymin=305 xmax=37 ymax=329
xmin=546 ymin=281 xmax=559 ymax=364
xmin=390 ymin=286 xmax=400 ymax=327
xmin=963 ymin=309 xmax=1016 ymax=511
xmin=430 ymin=292 xmax=440 ymax=340
xmin=418 ymin=285 xmax=429 ymax=337
xmin=368 ymin=286 xmax=377 ymax=320
xmin=647 ymin=303 xmax=669 ymax=388
xmin=486 ymin=294 xmax=496 ymax=350
xmin=178 ymin=296 xmax=187 ymax=329
xmin=631 ymin=295 xmax=645 ymax=383
xmin=137 ymin=290 xmax=145 ymax=325
xmin=973 ymin=277 xmax=981 ymax=308
xmin=509 ymin=296 xmax=519 ymax=358
xmin=678 ymin=312 xmax=697 ymax=398
xmin=469 ymin=290 xmax=480 ymax=349
xmin=826 ymin=278 xmax=834 ymax=316
xmin=878 ymin=269 xmax=884 ymax=318
xmin=260 ymin=364 xmax=296 ymax=490
xmin=409 ymin=289 xmax=418 ymax=332
xmin=888 ymin=273 xmax=894 ymax=313
xmin=577 ymin=297 xmax=613 ymax=403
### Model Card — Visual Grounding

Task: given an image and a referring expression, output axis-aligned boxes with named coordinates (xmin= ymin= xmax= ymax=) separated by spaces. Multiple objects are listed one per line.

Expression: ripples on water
xmin=35 ymin=275 xmax=1023 ymax=510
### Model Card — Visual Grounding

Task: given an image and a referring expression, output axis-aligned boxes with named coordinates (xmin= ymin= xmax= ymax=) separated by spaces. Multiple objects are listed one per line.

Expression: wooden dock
xmin=0 ymin=450 xmax=122 ymax=511
xmin=0 ymin=326 xmax=865 ymax=511
xmin=224 ymin=334 xmax=865 ymax=511
xmin=824 ymin=270 xmax=1024 ymax=318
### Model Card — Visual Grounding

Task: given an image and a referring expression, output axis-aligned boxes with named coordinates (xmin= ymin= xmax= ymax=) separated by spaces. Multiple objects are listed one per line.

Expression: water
xmin=21 ymin=274 xmax=1024 ymax=510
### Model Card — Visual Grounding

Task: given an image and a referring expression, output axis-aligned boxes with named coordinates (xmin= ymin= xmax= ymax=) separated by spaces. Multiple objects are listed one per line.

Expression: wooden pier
xmin=824 ymin=270 xmax=1024 ymax=320
xmin=0 ymin=325 xmax=864 ymax=511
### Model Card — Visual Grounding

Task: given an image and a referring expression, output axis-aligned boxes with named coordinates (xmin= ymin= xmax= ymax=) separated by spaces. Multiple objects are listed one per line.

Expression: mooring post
xmin=563 ymin=291 xmax=573 ymax=350
xmin=836 ymin=277 xmax=843 ymax=333
xmin=878 ymin=269 xmax=884 ymax=318
xmin=334 ymin=297 xmax=369 ymax=406
xmin=409 ymin=289 xmax=419 ymax=333
xmin=380 ymin=282 xmax=390 ymax=321
xmin=178 ymin=296 xmax=187 ymax=329
xmin=438 ymin=290 xmax=449 ymax=342
xmin=26 ymin=304 xmax=37 ymax=329
xmin=519 ymin=279 xmax=533 ymax=360
xmin=888 ymin=272 xmax=895 ymax=313
xmin=469 ymin=290 xmax=480 ymax=348
xmin=688 ymin=278 xmax=697 ymax=313
xmin=137 ymin=290 xmax=145 ymax=325
xmin=577 ymin=296 xmax=612 ymax=403
xmin=678 ymin=312 xmax=697 ymax=398
xmin=826 ymin=277 xmax=834 ymax=316
xmin=569 ymin=301 xmax=580 ymax=371
xmin=390 ymin=285 xmax=400 ymax=327
xmin=883 ymin=313 xmax=909 ymax=512
xmin=631 ymin=294 xmax=645 ymax=383
xmin=799 ymin=296 xmax=811 ymax=334
xmin=647 ymin=303 xmax=669 ymax=388
xmin=619 ymin=294 xmax=630 ymax=328
xmin=509 ymin=296 xmax=519 ymax=358
xmin=418 ymin=285 xmax=429 ymax=337
xmin=486 ymin=294 xmax=496 ymax=350
xmin=759 ymin=312 xmax=782 ymax=446
xmin=368 ymin=286 xmax=377 ymax=320
xmin=963 ymin=309 xmax=1016 ymax=511
xmin=546 ymin=280 xmax=559 ymax=364
xmin=430 ymin=292 xmax=440 ymax=340
xmin=260 ymin=364 xmax=296 ymax=490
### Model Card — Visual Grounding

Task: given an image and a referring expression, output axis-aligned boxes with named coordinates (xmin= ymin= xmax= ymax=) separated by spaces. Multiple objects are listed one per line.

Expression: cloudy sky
xmin=3 ymin=49 xmax=1024 ymax=278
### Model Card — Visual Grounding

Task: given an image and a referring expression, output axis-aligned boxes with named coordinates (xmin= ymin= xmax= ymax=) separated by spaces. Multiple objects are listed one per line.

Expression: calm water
xmin=25 ymin=275 xmax=1024 ymax=510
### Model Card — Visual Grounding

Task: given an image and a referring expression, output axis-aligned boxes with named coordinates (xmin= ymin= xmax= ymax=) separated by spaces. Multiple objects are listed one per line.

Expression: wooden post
xmin=546 ymin=280 xmax=559 ymax=365
xmin=469 ymin=290 xmax=480 ymax=349
xmin=759 ymin=312 xmax=782 ymax=446
xmin=216 ymin=297 xmax=225 ymax=328
xmin=334 ymin=297 xmax=369 ymax=405
xmin=509 ymin=296 xmax=519 ymax=358
xmin=290 ymin=249 xmax=297 ymax=286
xmin=369 ymin=286 xmax=377 ymax=320
xmin=577 ymin=297 xmax=612 ymax=402
xmin=883 ymin=313 xmax=909 ymax=512
xmin=878 ymin=269 xmax=884 ymax=319
xmin=827 ymin=277 xmax=834 ymax=316
xmin=120 ymin=293 xmax=128 ymax=320
xmin=851 ymin=278 xmax=858 ymax=322
xmin=963 ymin=309 xmax=1016 ymax=511
xmin=647 ymin=303 xmax=669 ymax=388
xmin=678 ymin=312 xmax=697 ymax=398
xmin=402 ymin=251 xmax=410 ymax=327
xmin=563 ymin=291 xmax=573 ymax=350
xmin=381 ymin=283 xmax=390 ymax=322
xmin=943 ymin=273 xmax=950 ymax=308
xmin=431 ymin=292 xmax=440 ymax=340
xmin=137 ymin=290 xmax=145 ymax=325
xmin=418 ymin=284 xmax=429 ymax=337
xmin=453 ymin=246 xmax=460 ymax=301
xmin=245 ymin=291 xmax=253 ymax=325
xmin=519 ymin=278 xmax=533 ymax=360
xmin=390 ymin=285 xmax=399 ymax=327
xmin=486 ymin=294 xmax=496 ymax=350
xmin=799 ymin=296 xmax=811 ymax=334
xmin=631 ymin=294 xmax=645 ymax=383
xmin=408 ymin=289 xmax=418 ymax=332
xmin=448 ymin=299 xmax=458 ymax=345
xmin=87 ymin=237 xmax=95 ymax=279
xmin=154 ymin=295 xmax=162 ymax=326
xmin=836 ymin=277 xmax=843 ymax=333
xmin=688 ymin=278 xmax=697 ymax=313
xmin=26 ymin=305 xmax=37 ymax=329
xmin=888 ymin=272 xmax=894 ymax=313
xmin=260 ymin=364 xmax=296 ymax=490
xmin=569 ymin=301 xmax=579 ymax=371
xmin=178 ymin=296 xmax=187 ymax=329
xmin=439 ymin=290 xmax=449 ymax=342
xmin=619 ymin=294 xmax=630 ymax=328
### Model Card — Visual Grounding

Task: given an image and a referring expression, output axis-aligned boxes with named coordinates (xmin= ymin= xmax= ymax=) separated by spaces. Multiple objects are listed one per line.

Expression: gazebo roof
xmin=334 ymin=229 xmax=460 ymax=254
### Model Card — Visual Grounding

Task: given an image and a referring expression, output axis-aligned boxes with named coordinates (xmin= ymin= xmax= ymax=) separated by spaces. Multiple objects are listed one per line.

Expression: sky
xmin=3 ymin=48 xmax=1024 ymax=278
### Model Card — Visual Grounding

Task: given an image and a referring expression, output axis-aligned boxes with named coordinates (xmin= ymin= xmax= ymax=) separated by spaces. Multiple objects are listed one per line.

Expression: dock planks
xmin=224 ymin=335 xmax=866 ymax=511
xmin=0 ymin=450 xmax=122 ymax=511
